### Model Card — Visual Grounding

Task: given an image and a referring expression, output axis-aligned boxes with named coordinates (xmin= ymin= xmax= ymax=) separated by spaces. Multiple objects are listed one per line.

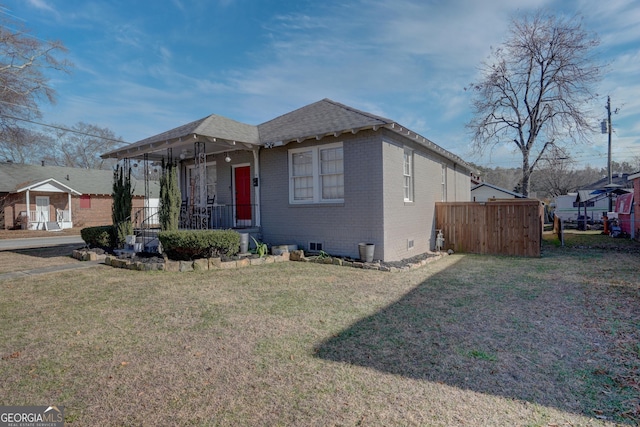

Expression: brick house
xmin=0 ymin=162 xmax=157 ymax=230
xmin=102 ymin=99 xmax=473 ymax=262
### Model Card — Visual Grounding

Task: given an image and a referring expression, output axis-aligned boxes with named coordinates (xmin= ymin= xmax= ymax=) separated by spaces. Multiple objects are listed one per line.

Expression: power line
xmin=0 ymin=113 xmax=129 ymax=144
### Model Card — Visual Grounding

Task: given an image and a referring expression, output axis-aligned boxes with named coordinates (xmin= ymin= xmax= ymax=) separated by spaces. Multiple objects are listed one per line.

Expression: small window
xmin=441 ymin=164 xmax=447 ymax=202
xmin=79 ymin=195 xmax=91 ymax=209
xmin=403 ymin=149 xmax=413 ymax=202
xmin=309 ymin=242 xmax=323 ymax=252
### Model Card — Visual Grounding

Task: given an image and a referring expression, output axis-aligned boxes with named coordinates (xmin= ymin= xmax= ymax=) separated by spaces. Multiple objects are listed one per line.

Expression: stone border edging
xmin=73 ymin=249 xmax=446 ymax=273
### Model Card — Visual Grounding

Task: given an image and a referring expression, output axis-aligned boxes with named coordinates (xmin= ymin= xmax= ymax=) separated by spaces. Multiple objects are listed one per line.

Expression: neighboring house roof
xmin=101 ymin=98 xmax=471 ymax=170
xmin=576 ymin=188 xmax=630 ymax=204
xmin=579 ymin=173 xmax=634 ymax=190
xmin=0 ymin=162 xmax=156 ymax=197
xmin=628 ymin=171 xmax=640 ymax=181
xmin=471 ymin=182 xmax=525 ymax=199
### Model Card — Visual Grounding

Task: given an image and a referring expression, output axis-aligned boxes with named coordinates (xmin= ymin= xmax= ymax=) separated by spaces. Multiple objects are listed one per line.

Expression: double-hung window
xmin=441 ymin=164 xmax=447 ymax=201
xmin=403 ymin=148 xmax=413 ymax=202
xmin=289 ymin=142 xmax=343 ymax=204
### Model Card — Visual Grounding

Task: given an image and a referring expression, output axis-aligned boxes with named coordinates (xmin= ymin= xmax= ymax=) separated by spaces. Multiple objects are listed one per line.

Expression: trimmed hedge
xmin=80 ymin=225 xmax=114 ymax=249
xmin=158 ymin=229 xmax=241 ymax=260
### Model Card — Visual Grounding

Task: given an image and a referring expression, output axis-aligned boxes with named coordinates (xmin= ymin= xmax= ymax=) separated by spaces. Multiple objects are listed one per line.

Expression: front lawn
xmin=0 ymin=235 xmax=638 ymax=425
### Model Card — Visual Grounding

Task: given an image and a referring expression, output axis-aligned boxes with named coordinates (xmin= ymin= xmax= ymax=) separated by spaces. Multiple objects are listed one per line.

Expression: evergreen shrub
xmin=158 ymin=230 xmax=240 ymax=260
xmin=80 ymin=225 xmax=115 ymax=249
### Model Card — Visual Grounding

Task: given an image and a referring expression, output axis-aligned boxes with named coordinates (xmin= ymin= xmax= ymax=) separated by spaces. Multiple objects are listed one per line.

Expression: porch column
xmin=25 ymin=190 xmax=30 ymax=224
xmin=252 ymin=149 xmax=261 ymax=227
xmin=68 ymin=192 xmax=72 ymax=227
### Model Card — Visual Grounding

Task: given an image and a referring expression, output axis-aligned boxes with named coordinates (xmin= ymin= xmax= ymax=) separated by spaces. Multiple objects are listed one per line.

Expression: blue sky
xmin=5 ymin=0 xmax=640 ymax=170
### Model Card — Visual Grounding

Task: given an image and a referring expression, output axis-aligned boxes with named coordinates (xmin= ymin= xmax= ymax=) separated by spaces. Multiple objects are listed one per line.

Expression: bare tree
xmin=530 ymin=146 xmax=579 ymax=197
xmin=467 ymin=11 xmax=602 ymax=196
xmin=43 ymin=122 xmax=123 ymax=169
xmin=0 ymin=126 xmax=51 ymax=163
xmin=0 ymin=9 xmax=71 ymax=144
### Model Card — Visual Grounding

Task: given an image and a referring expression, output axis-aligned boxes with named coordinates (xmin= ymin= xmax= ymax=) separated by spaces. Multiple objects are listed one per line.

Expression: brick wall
xmin=1 ymin=192 xmax=147 ymax=229
xmin=259 ymin=129 xmax=471 ymax=262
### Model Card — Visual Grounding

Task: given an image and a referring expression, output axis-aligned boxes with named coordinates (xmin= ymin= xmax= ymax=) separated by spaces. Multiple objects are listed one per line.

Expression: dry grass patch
xmin=0 ymin=236 xmax=639 ymax=426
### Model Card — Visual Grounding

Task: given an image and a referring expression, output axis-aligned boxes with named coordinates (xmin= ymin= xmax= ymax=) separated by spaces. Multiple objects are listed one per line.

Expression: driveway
xmin=0 ymin=235 xmax=85 ymax=251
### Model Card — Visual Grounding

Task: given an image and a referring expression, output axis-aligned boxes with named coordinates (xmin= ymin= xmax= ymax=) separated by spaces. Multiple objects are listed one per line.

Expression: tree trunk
xmin=521 ymin=155 xmax=530 ymax=197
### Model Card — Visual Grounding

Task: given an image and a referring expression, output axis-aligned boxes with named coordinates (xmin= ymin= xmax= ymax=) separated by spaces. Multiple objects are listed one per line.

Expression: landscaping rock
xmin=82 ymin=251 xmax=97 ymax=262
xmin=220 ymin=260 xmax=237 ymax=269
xmin=209 ymin=257 xmax=222 ymax=269
xmin=178 ymin=261 xmax=193 ymax=272
xmin=250 ymin=257 xmax=265 ymax=266
xmin=165 ymin=260 xmax=180 ymax=272
xmin=193 ymin=259 xmax=209 ymax=271
xmin=289 ymin=250 xmax=305 ymax=261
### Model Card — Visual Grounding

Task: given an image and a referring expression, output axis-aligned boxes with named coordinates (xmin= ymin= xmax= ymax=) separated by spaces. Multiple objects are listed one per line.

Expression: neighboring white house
xmin=471 ymin=182 xmax=525 ymax=202
xmin=553 ymin=192 xmax=611 ymax=222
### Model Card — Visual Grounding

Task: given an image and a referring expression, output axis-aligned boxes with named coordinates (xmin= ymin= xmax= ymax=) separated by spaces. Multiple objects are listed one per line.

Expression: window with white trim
xmin=403 ymin=148 xmax=413 ymax=202
xmin=441 ymin=164 xmax=447 ymax=201
xmin=289 ymin=143 xmax=343 ymax=203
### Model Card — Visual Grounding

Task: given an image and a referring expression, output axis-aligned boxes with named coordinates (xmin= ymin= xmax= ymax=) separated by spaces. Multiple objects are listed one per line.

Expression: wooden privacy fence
xmin=435 ymin=199 xmax=544 ymax=257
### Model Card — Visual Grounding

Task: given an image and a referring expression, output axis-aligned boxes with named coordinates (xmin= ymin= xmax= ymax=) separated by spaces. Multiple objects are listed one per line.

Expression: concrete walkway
xmin=0 ymin=260 xmax=105 ymax=281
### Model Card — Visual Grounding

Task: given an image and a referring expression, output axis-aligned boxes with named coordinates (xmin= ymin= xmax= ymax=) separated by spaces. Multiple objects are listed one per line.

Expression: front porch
xmin=131 ymin=203 xmax=261 ymax=253
xmin=23 ymin=208 xmax=72 ymax=230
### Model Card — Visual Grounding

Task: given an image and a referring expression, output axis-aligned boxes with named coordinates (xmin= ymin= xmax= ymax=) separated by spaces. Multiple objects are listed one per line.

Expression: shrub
xmin=158 ymin=229 xmax=240 ymax=260
xmin=81 ymin=225 xmax=114 ymax=249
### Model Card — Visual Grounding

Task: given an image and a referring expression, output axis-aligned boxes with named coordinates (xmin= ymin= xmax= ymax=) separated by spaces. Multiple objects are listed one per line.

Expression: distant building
xmin=471 ymin=182 xmax=525 ymax=202
xmin=0 ymin=162 xmax=158 ymax=230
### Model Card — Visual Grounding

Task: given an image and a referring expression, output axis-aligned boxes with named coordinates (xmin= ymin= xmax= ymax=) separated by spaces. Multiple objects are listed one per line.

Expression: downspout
xmin=253 ymin=148 xmax=261 ymax=227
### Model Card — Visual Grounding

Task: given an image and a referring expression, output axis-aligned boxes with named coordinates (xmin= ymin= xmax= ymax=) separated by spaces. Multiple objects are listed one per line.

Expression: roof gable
xmin=257 ymin=98 xmax=392 ymax=144
xmin=15 ymin=178 xmax=82 ymax=195
xmin=132 ymin=114 xmax=260 ymax=148
xmin=471 ymin=182 xmax=525 ymax=198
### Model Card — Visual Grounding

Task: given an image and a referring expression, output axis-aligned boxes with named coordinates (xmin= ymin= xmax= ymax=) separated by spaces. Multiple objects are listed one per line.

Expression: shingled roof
xmin=257 ymin=99 xmax=392 ymax=144
xmin=0 ymin=162 xmax=154 ymax=196
xmin=101 ymin=98 xmax=470 ymax=169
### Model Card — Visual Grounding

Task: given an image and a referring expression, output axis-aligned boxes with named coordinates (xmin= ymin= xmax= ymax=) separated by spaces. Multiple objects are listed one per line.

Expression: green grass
xmin=0 ymin=235 xmax=639 ymax=425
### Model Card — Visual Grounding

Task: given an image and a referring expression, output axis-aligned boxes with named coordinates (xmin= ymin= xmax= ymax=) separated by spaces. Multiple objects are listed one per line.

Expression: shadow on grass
xmin=314 ymin=254 xmax=633 ymax=423
xmin=9 ymin=244 xmax=82 ymax=259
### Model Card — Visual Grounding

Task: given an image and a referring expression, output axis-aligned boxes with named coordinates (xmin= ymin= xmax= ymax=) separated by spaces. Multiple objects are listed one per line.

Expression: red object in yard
xmin=615 ymin=193 xmax=634 ymax=235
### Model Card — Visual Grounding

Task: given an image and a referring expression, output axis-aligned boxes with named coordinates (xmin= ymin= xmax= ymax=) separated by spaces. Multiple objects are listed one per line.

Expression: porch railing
xmin=180 ymin=203 xmax=258 ymax=230
xmin=27 ymin=210 xmax=71 ymax=223
xmin=132 ymin=204 xmax=258 ymax=231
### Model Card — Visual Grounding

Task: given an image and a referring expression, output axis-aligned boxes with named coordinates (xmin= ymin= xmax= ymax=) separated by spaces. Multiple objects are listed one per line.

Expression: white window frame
xmin=289 ymin=142 xmax=344 ymax=204
xmin=441 ymin=164 xmax=447 ymax=202
xmin=403 ymin=148 xmax=414 ymax=202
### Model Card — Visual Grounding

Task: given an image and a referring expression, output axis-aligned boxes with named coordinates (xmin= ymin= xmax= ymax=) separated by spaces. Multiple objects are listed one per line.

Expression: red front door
xmin=235 ymin=166 xmax=252 ymax=221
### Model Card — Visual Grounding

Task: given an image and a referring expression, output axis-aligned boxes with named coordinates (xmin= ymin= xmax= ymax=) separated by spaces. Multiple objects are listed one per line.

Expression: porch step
xmin=45 ymin=221 xmax=62 ymax=231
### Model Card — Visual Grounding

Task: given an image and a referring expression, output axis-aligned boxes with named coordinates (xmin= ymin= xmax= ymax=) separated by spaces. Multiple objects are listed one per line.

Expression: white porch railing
xmin=57 ymin=209 xmax=71 ymax=222
xmin=28 ymin=210 xmax=70 ymax=223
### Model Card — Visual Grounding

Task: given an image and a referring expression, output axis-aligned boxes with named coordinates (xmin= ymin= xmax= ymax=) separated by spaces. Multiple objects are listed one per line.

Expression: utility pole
xmin=607 ymin=96 xmax=612 ymax=187
xmin=606 ymin=96 xmax=613 ymax=212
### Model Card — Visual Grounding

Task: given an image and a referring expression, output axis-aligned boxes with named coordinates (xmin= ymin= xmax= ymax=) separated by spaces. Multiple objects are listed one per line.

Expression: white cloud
xmin=25 ymin=0 xmax=55 ymax=13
